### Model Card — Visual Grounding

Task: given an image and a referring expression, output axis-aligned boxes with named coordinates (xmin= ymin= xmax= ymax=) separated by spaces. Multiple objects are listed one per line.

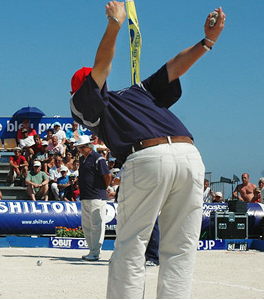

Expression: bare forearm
xmin=167 ymin=42 xmax=208 ymax=82
xmin=167 ymin=7 xmax=226 ymax=83
xmin=91 ymin=1 xmax=126 ymax=91
xmin=91 ymin=23 xmax=120 ymax=90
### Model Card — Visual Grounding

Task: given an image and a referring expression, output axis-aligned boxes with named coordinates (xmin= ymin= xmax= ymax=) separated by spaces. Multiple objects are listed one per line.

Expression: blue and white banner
xmin=0 ymin=201 xmax=117 ymax=236
xmin=0 ymin=201 xmax=263 ymax=238
xmin=0 ymin=117 xmax=91 ymax=140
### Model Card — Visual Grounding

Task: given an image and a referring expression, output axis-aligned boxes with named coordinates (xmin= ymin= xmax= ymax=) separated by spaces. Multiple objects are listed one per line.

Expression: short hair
xmin=34 ymin=134 xmax=41 ymax=140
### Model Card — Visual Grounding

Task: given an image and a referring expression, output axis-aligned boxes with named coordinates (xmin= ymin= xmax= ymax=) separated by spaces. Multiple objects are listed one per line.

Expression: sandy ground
xmin=0 ymin=248 xmax=264 ymax=299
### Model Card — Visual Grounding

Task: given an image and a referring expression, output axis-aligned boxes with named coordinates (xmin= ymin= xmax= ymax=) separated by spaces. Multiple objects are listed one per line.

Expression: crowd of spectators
xmin=204 ymin=173 xmax=264 ymax=204
xmin=4 ymin=119 xmax=120 ymax=202
xmin=3 ymin=119 xmax=264 ymax=205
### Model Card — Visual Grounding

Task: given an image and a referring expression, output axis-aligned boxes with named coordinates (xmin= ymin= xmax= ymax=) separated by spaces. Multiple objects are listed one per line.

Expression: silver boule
xmin=37 ymin=260 xmax=43 ymax=266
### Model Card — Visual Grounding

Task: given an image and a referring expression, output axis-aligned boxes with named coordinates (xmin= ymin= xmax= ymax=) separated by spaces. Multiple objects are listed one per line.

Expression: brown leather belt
xmin=128 ymin=136 xmax=193 ymax=156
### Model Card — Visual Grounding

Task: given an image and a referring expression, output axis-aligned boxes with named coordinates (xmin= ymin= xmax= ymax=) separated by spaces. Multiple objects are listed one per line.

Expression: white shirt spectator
xmin=19 ymin=136 xmax=35 ymax=148
xmin=53 ymin=129 xmax=66 ymax=144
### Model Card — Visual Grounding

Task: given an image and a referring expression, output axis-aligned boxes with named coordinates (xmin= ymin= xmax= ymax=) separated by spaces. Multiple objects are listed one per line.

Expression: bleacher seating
xmin=4 ymin=138 xmax=17 ymax=150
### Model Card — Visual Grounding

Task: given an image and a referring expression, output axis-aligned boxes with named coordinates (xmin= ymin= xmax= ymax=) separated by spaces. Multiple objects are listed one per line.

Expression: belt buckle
xmin=167 ymin=136 xmax=172 ymax=145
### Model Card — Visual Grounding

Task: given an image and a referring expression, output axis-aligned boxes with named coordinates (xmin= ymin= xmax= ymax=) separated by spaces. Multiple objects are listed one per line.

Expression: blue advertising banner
xmin=0 ymin=201 xmax=117 ymax=236
xmin=0 ymin=201 xmax=263 ymax=238
xmin=0 ymin=116 xmax=91 ymax=140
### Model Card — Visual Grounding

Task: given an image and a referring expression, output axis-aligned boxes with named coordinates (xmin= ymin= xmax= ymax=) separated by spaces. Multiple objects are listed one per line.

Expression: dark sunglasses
xmin=78 ymin=144 xmax=88 ymax=149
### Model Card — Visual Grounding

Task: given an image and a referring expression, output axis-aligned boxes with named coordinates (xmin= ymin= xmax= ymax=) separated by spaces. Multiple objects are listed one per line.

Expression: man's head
xmin=241 ymin=173 xmax=249 ymax=185
xmin=70 ymin=67 xmax=93 ymax=95
xmin=74 ymin=135 xmax=93 ymax=157
xmin=33 ymin=160 xmax=41 ymax=173
xmin=214 ymin=191 xmax=223 ymax=202
xmin=108 ymin=157 xmax=116 ymax=169
xmin=21 ymin=128 xmax=28 ymax=138
xmin=69 ymin=138 xmax=76 ymax=148
xmin=55 ymin=154 xmax=63 ymax=167
xmin=14 ymin=147 xmax=22 ymax=156
xmin=34 ymin=134 xmax=41 ymax=145
xmin=254 ymin=188 xmax=261 ymax=199
xmin=73 ymin=159 xmax=79 ymax=170
xmin=52 ymin=135 xmax=59 ymax=146
xmin=53 ymin=122 xmax=61 ymax=132
xmin=66 ymin=151 xmax=73 ymax=160
xmin=72 ymin=121 xmax=79 ymax=130
xmin=69 ymin=174 xmax=76 ymax=185
xmin=47 ymin=128 xmax=54 ymax=138
xmin=204 ymin=179 xmax=209 ymax=190
xmin=41 ymin=140 xmax=49 ymax=151
xmin=259 ymin=178 xmax=264 ymax=189
xmin=60 ymin=165 xmax=68 ymax=178
xmin=22 ymin=119 xmax=30 ymax=128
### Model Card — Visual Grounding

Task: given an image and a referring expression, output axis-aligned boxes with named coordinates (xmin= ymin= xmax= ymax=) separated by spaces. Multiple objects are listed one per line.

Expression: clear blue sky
xmin=1 ymin=1 xmax=264 ymax=195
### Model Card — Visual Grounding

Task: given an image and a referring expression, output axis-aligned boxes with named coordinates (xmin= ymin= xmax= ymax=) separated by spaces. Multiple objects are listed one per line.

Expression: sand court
xmin=1 ymin=247 xmax=264 ymax=299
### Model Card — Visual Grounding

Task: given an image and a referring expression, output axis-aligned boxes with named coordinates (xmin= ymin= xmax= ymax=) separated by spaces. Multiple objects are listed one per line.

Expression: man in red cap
xmin=70 ymin=2 xmax=226 ymax=298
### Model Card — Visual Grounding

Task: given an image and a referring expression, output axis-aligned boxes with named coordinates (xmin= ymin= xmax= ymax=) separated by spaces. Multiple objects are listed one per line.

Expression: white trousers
xmin=51 ymin=183 xmax=59 ymax=201
xmin=81 ymin=199 xmax=106 ymax=257
xmin=107 ymin=143 xmax=205 ymax=299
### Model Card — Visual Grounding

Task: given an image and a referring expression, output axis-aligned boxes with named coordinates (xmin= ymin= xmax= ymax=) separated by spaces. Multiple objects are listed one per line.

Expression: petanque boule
xmin=37 ymin=260 xmax=43 ymax=266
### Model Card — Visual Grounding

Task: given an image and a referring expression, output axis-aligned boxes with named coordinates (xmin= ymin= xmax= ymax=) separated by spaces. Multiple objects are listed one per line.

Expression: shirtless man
xmin=233 ymin=173 xmax=257 ymax=202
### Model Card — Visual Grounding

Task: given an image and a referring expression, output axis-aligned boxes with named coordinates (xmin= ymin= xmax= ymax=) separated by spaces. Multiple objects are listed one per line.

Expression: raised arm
xmin=167 ymin=7 xmax=226 ymax=83
xmin=91 ymin=1 xmax=127 ymax=91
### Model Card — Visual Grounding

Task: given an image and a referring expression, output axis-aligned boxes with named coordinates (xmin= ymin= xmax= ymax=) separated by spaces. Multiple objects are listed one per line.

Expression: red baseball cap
xmin=70 ymin=67 xmax=93 ymax=95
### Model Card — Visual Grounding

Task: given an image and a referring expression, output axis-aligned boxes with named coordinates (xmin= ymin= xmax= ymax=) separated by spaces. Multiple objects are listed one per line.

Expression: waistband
xmin=127 ymin=136 xmax=193 ymax=157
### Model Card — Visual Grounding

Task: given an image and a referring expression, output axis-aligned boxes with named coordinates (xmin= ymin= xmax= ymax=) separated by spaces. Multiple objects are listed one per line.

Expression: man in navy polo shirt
xmin=70 ymin=1 xmax=226 ymax=298
xmin=75 ymin=135 xmax=111 ymax=261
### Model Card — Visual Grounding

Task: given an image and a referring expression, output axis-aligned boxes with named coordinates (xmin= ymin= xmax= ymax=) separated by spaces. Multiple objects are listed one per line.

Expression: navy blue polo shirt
xmin=78 ymin=150 xmax=110 ymax=200
xmin=71 ymin=64 xmax=193 ymax=164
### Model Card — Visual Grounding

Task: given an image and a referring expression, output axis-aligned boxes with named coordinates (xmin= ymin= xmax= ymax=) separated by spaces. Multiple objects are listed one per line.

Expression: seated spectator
xmin=25 ymin=160 xmax=49 ymax=201
xmin=47 ymin=136 xmax=64 ymax=156
xmin=67 ymin=138 xmax=79 ymax=159
xmin=213 ymin=191 xmax=223 ymax=203
xmin=203 ymin=179 xmax=215 ymax=203
xmin=17 ymin=118 xmax=37 ymax=143
xmin=0 ymin=189 xmax=2 ymax=200
xmin=19 ymin=128 xmax=35 ymax=149
xmin=31 ymin=134 xmax=43 ymax=155
xmin=63 ymin=175 xmax=80 ymax=201
xmin=43 ymin=151 xmax=55 ymax=176
xmin=43 ymin=128 xmax=54 ymax=143
xmin=57 ymin=166 xmax=70 ymax=200
xmin=8 ymin=147 xmax=28 ymax=186
xmin=66 ymin=121 xmax=85 ymax=144
xmin=70 ymin=159 xmax=79 ymax=177
xmin=35 ymin=140 xmax=49 ymax=164
xmin=49 ymin=155 xmax=69 ymax=200
xmin=53 ymin=122 xmax=66 ymax=145
xmin=63 ymin=151 xmax=74 ymax=170
xmin=251 ymin=188 xmax=261 ymax=203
